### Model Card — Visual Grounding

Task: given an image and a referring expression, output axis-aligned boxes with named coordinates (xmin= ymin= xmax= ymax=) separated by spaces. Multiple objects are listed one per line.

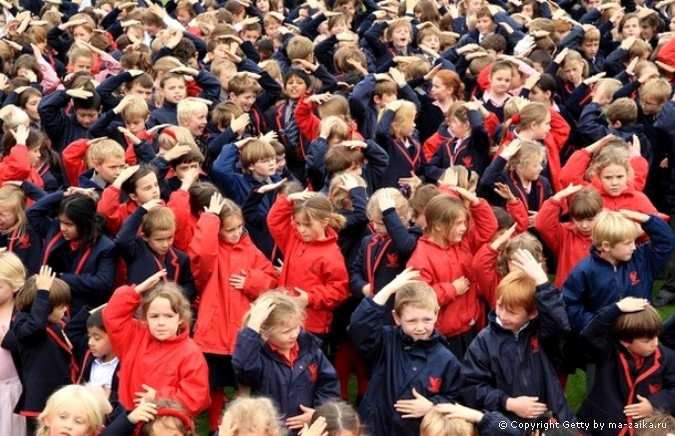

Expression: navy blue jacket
xmin=478 ymin=156 xmax=553 ymax=211
xmin=348 ymin=298 xmax=461 ymax=436
xmin=1 ymin=291 xmax=75 ymax=415
xmin=460 ymin=282 xmax=576 ymax=426
xmin=375 ymin=110 xmax=425 ymax=190
xmin=148 ymin=100 xmax=179 ymax=127
xmin=579 ymin=304 xmax=675 ymax=434
xmin=27 ymin=191 xmax=117 ymax=314
xmin=37 ymin=90 xmax=91 ymax=152
xmin=0 ymin=224 xmax=42 ymax=275
xmin=115 ymin=206 xmax=196 ymax=301
xmin=563 ymin=215 xmax=675 ymax=334
xmin=232 ymin=327 xmax=340 ymax=421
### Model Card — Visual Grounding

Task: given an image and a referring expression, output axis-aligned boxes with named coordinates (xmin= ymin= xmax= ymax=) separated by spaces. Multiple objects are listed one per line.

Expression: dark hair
xmin=169 ymin=38 xmax=197 ymax=65
xmin=492 ymin=206 xmax=515 ymax=230
xmin=1 ymin=127 xmax=45 ymax=157
xmin=73 ymin=90 xmax=103 ymax=111
xmin=284 ymin=68 xmax=312 ymax=87
xmin=59 ymin=194 xmax=102 ymax=247
xmin=121 ymin=165 xmax=158 ymax=197
xmin=188 ymin=182 xmax=218 ymax=217
xmin=128 ymin=73 xmax=154 ymax=90
xmin=529 ymin=50 xmax=553 ymax=70
xmin=169 ymin=149 xmax=204 ymax=169
xmin=533 ymin=73 xmax=558 ymax=100
xmin=86 ymin=308 xmax=105 ymax=331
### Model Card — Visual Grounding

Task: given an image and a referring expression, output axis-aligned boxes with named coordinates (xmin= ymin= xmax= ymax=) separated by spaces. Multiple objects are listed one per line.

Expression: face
xmin=144 ymin=23 xmax=162 ymax=37
xmin=162 ymin=78 xmax=187 ymax=104
xmin=622 ymin=17 xmax=641 ymax=38
xmin=476 ymin=15 xmax=495 ymax=35
xmin=430 ymin=77 xmax=453 ymax=102
xmin=275 ymin=154 xmax=286 ymax=172
xmin=496 ymin=301 xmax=536 ymax=332
xmin=72 ymin=56 xmax=93 ymax=73
xmin=0 ymin=203 xmax=17 ymax=232
xmin=176 ymin=10 xmax=191 ymax=26
xmin=186 ymin=108 xmax=208 ymax=136
xmin=256 ymin=0 xmax=270 ymax=12
xmin=218 ymin=67 xmax=237 ymax=91
xmin=249 ymin=156 xmax=277 ymax=178
xmin=143 ymin=229 xmax=175 ymax=257
xmin=94 ymin=157 xmax=126 ymax=184
xmin=394 ymin=306 xmax=437 ymax=341
xmin=522 ymin=3 xmax=534 ymax=17
xmin=399 ymin=116 xmax=416 ymax=138
xmin=391 ymin=26 xmax=411 ymax=48
xmin=230 ymin=91 xmax=258 ymax=112
xmin=528 ymin=86 xmax=550 ymax=104
xmin=24 ymin=94 xmax=41 ymax=121
xmin=605 ymin=238 xmax=636 ymax=262
xmin=46 ymin=404 xmax=93 ymax=436
xmin=584 ymin=0 xmax=601 ymax=10
xmin=621 ymin=337 xmax=658 ymax=357
xmin=330 ymin=19 xmax=348 ymax=35
xmin=412 ymin=209 xmax=427 ymax=229
xmin=284 ymin=76 xmax=308 ymax=100
xmin=517 ymin=155 xmax=544 ymax=181
xmin=72 ymin=26 xmax=92 ymax=42
xmin=264 ymin=320 xmax=301 ymax=351
xmin=371 ymin=216 xmax=388 ymax=236
xmin=129 ymin=84 xmax=153 ymax=104
xmin=146 ymin=297 xmax=181 ymax=341
xmin=670 ymin=16 xmax=675 ymax=32
xmin=490 ymin=69 xmax=512 ymax=95
xmin=293 ymin=214 xmax=328 ymax=242
xmin=87 ymin=326 xmax=114 ymax=359
xmin=581 ymin=39 xmax=600 ymax=59
xmin=59 ymin=214 xmax=79 ymax=241
xmin=75 ymin=108 xmax=99 ymax=128
xmin=530 ymin=113 xmax=551 ymax=140
xmin=265 ymin=22 xmax=281 ymax=38
xmin=641 ymin=97 xmax=661 ymax=116
xmin=125 ymin=116 xmax=147 ymax=135
xmin=434 ymin=214 xmax=468 ymax=244
xmin=241 ymin=30 xmax=261 ymax=43
xmin=131 ymin=172 xmax=161 ymax=205
xmin=48 ymin=305 xmax=68 ymax=324
xmin=175 ymin=161 xmax=200 ymax=180
xmin=0 ymin=280 xmax=18 ymax=306
xmin=421 ymin=35 xmax=440 ymax=52
xmin=600 ymin=164 xmax=628 ymax=197
xmin=571 ymin=217 xmax=594 ymax=236
xmin=375 ymin=92 xmax=397 ymax=108
xmin=562 ymin=61 xmax=584 ymax=85
xmin=219 ymin=215 xmax=244 ymax=244
xmin=448 ymin=116 xmax=470 ymax=138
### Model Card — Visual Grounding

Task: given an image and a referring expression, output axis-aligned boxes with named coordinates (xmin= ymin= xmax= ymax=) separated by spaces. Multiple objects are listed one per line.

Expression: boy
xmin=563 ymin=210 xmax=675 ymax=335
xmin=579 ymin=297 xmax=675 ymax=434
xmin=62 ymin=138 xmax=126 ymax=195
xmin=460 ymin=249 xmax=576 ymax=426
xmin=95 ymin=70 xmax=155 ymax=111
xmin=37 ymin=87 xmax=102 ymax=151
xmin=177 ymin=97 xmax=212 ymax=170
xmin=160 ymin=147 xmax=209 ymax=200
xmin=348 ymin=269 xmax=460 ymax=436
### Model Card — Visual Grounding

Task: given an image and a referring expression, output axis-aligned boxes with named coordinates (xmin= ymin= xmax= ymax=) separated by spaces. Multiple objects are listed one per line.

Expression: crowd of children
xmin=1 ymin=0 xmax=675 ymax=434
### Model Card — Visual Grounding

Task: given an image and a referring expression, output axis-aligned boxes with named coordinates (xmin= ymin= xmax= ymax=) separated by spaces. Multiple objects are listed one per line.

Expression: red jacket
xmin=294 ymin=95 xmax=363 ymax=142
xmin=0 ymin=144 xmax=44 ymax=188
xmin=167 ymin=189 xmax=196 ymax=253
xmin=406 ymin=198 xmax=497 ymax=338
xmin=471 ymin=243 xmax=500 ymax=310
xmin=267 ymin=195 xmax=349 ymax=334
xmin=62 ymin=138 xmax=88 ymax=187
xmin=657 ymin=36 xmax=675 ymax=83
xmin=102 ymin=285 xmax=210 ymax=416
xmin=534 ymin=197 xmax=593 ymax=288
xmin=97 ymin=186 xmax=138 ymax=236
xmin=189 ymin=213 xmax=278 ymax=355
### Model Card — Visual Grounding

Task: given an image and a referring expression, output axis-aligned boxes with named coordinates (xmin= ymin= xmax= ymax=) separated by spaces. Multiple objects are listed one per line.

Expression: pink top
xmin=0 ymin=313 xmax=18 ymax=380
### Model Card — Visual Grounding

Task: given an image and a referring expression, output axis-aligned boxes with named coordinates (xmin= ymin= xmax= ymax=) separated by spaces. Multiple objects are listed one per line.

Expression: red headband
xmin=133 ymin=407 xmax=194 ymax=436
xmin=162 ymin=128 xmax=177 ymax=140
xmin=511 ymin=113 xmax=521 ymax=124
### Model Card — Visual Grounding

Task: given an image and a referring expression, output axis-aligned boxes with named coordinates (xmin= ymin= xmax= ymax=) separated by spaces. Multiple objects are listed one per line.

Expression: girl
xmin=0 ymin=186 xmax=42 ymax=275
xmin=550 ymin=49 xmax=591 ymax=111
xmin=102 ymin=270 xmax=210 ymax=417
xmin=3 ymin=266 xmax=73 ymax=435
xmin=36 ymin=384 xmax=109 ymax=436
xmin=18 ymin=87 xmax=43 ymax=129
xmin=266 ymin=192 xmax=350 ymax=340
xmin=0 ymin=252 xmax=26 ymax=436
xmin=407 ymin=188 xmax=497 ymax=358
xmin=420 ymin=69 xmax=465 ymax=145
xmin=481 ymin=61 xmax=514 ymax=121
xmin=135 ymin=399 xmax=195 ymax=436
xmin=0 ymin=125 xmax=48 ymax=190
xmin=308 ymin=401 xmax=362 ymax=436
xmin=375 ymin=99 xmax=422 ymax=192
xmin=27 ymin=189 xmax=116 ymax=315
xmin=232 ymin=291 xmax=340 ymax=432
xmin=218 ymin=397 xmax=286 ymax=436
xmin=97 ymin=164 xmax=162 ymax=235
xmin=189 ymin=193 xmax=277 ymax=433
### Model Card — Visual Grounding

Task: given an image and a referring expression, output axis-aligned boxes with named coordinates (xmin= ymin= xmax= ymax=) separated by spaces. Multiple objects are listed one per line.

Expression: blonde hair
xmin=590 ymin=143 xmax=631 ymax=178
xmin=591 ymin=210 xmax=641 ymax=248
xmin=0 ymin=251 xmax=26 ymax=291
xmin=594 ymin=78 xmax=623 ymax=103
xmin=393 ymin=281 xmax=439 ymax=316
xmin=37 ymin=385 xmax=109 ymax=436
xmin=497 ymin=269 xmax=537 ymax=314
xmin=639 ymin=78 xmax=671 ymax=106
xmin=86 ymin=139 xmax=125 ymax=166
xmin=121 ymin=95 xmax=149 ymax=121
xmin=366 ymin=188 xmax=411 ymax=222
xmin=177 ymin=97 xmax=209 ymax=126
xmin=328 ymin=174 xmax=367 ymax=211
xmin=141 ymin=206 xmax=177 ymax=235
xmin=140 ymin=282 xmax=192 ymax=333
xmin=243 ymin=290 xmax=305 ymax=337
xmin=240 ymin=139 xmax=276 ymax=172
xmin=221 ymin=397 xmax=286 ymax=436
xmin=0 ymin=185 xmax=27 ymax=238
xmin=0 ymin=105 xmax=30 ymax=132
xmin=320 ymin=116 xmax=350 ymax=143
xmin=440 ymin=166 xmax=479 ymax=193
xmin=508 ymin=141 xmax=546 ymax=171
xmin=496 ymin=232 xmax=544 ymax=277
xmin=559 ymin=49 xmax=589 ymax=78
xmin=157 ymin=126 xmax=198 ymax=152
xmin=317 ymin=95 xmax=351 ymax=121
xmin=390 ymin=100 xmax=417 ymax=138
xmin=420 ymin=408 xmax=477 ymax=436
xmin=216 ymin=197 xmax=244 ymax=229
xmin=425 ymin=194 xmax=469 ymax=237
xmin=293 ymin=195 xmax=347 ymax=232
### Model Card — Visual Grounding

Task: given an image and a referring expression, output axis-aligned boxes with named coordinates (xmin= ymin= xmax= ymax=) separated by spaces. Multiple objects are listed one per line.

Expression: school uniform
xmin=166 ymin=189 xmax=196 ymax=253
xmin=115 ymin=206 xmax=197 ymax=301
xmin=362 ymin=22 xmax=418 ymax=73
xmin=579 ymin=303 xmax=675 ymax=435
xmin=268 ymin=100 xmax=312 ymax=182
xmin=460 ymin=282 xmax=577 ymax=426
xmin=348 ymin=298 xmax=461 ymax=436
xmin=37 ymin=90 xmax=91 ymax=152
xmin=148 ymin=100 xmax=179 ymax=127
xmin=479 ymin=156 xmax=553 ymax=211
xmin=103 ymin=285 xmax=210 ymax=416
xmin=97 ymin=186 xmax=141 ymax=236
xmin=0 ymin=224 xmax=42 ymax=275
xmin=27 ymin=191 xmax=117 ymax=315
xmin=375 ymin=109 xmax=426 ymax=190
xmin=563 ymin=215 xmax=675 ymax=334
xmin=0 ymin=144 xmax=44 ymax=189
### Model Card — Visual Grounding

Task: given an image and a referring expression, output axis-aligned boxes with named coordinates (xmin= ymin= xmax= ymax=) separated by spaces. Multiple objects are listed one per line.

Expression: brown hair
xmin=394 ymin=280 xmax=439 ymax=315
xmin=425 ymin=194 xmax=469 ymax=236
xmin=569 ymin=188 xmax=603 ymax=220
xmin=243 ymin=290 xmax=305 ymax=336
xmin=292 ymin=195 xmax=347 ymax=231
xmin=496 ymin=232 xmax=545 ymax=277
xmin=611 ymin=304 xmax=662 ymax=342
xmin=140 ymin=282 xmax=192 ymax=332
xmin=16 ymin=275 xmax=71 ymax=312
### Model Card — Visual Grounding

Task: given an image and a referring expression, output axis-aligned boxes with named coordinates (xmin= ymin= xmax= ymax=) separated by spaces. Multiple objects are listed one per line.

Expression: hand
xmin=630 ymin=134 xmax=641 ymax=155
xmin=35 ymin=265 xmax=56 ymax=291
xmin=319 ymin=117 xmax=338 ymax=138
xmin=307 ymin=93 xmax=332 ymax=105
xmin=510 ymin=248 xmax=548 ymax=285
xmin=583 ymin=71 xmax=606 ymax=85
xmin=493 ymin=182 xmax=518 ymax=204
xmin=66 ymin=88 xmax=94 ymax=100
xmin=10 ymin=124 xmax=29 ymax=145
xmin=553 ymin=47 xmax=569 ymax=65
xmin=506 ymin=396 xmax=548 ymax=419
xmin=337 ymin=173 xmax=360 ymax=191
xmin=169 ymin=66 xmax=199 ymax=77
xmin=113 ymin=94 xmax=134 ymax=114
xmin=341 ymin=140 xmax=367 ymax=149
xmin=240 ymin=16 xmax=261 ymax=26
xmin=626 ymin=56 xmax=639 ymax=76
xmin=292 ymin=58 xmax=318 ymax=72
xmin=586 ymin=133 xmax=615 ymax=154
xmin=490 ymin=223 xmax=517 ymax=251
xmin=376 ymin=267 xmax=421 ymax=303
xmin=435 ymin=403 xmax=485 ymax=423
xmin=113 ymin=165 xmax=139 ymax=189
xmin=624 ymin=395 xmax=653 ymax=419
xmin=553 ymin=183 xmax=583 ymax=201
xmin=616 ymin=297 xmax=649 ymax=313
xmin=618 ymin=208 xmax=650 ymax=224
xmin=127 ymin=400 xmax=157 ymax=425
xmin=388 ymin=67 xmax=407 ymax=87
xmin=148 ymin=3 xmax=167 ymax=18
xmin=394 ymin=388 xmax=434 ymax=418
xmin=300 ymin=416 xmax=328 ymax=436
xmin=258 ymin=178 xmax=287 ymax=194
xmin=133 ymin=384 xmax=157 ymax=405
xmin=523 ymin=72 xmax=541 ymax=90
xmin=141 ymin=199 xmax=162 ymax=212
xmin=205 ymin=192 xmax=228 ymax=215
xmin=146 ymin=124 xmax=171 ymax=136
xmin=260 ymin=130 xmax=278 ymax=144
xmin=247 ymin=297 xmax=276 ymax=332
xmin=61 ymin=18 xmax=89 ymax=29
xmin=179 ymin=167 xmax=200 ymax=191
xmin=418 ymin=44 xmax=439 ymax=59
xmin=378 ymin=189 xmax=397 ymax=212
xmin=17 ymin=68 xmax=37 ymax=83
xmin=621 ymin=36 xmax=637 ymax=50
xmin=218 ymin=413 xmax=239 ymax=436
xmin=398 ymin=172 xmax=422 ymax=191
xmin=118 ymin=126 xmax=141 ymax=145
xmin=229 ymin=271 xmax=247 ymax=289
xmin=423 ymin=63 xmax=443 ymax=81
xmin=286 ymin=405 xmax=314 ymax=430
xmin=452 ymin=276 xmax=470 ymax=295
xmin=501 ymin=139 xmax=522 ymax=160
xmin=456 ymin=43 xmax=481 ymax=55
xmin=135 ymin=270 xmax=167 ymax=294
xmin=452 ymin=186 xmax=479 ymax=206
xmin=385 ymin=99 xmax=404 ymax=112
xmin=361 ymin=283 xmax=373 ymax=297
xmin=287 ymin=191 xmax=315 ymax=202
xmin=163 ymin=145 xmax=193 ymax=162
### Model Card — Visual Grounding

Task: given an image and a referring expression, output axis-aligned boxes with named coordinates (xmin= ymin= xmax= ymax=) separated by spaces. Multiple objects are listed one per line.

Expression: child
xmin=308 ymin=401 xmax=362 ymax=436
xmin=267 ymin=192 xmax=350 ymax=340
xmin=481 ymin=61 xmax=513 ymax=121
xmin=218 ymin=397 xmax=286 ymax=436
xmin=27 ymin=190 xmax=116 ymax=314
xmin=177 ymin=97 xmax=213 ymax=171
xmin=407 ymin=188 xmax=497 ymax=358
xmin=134 ymin=399 xmax=195 ymax=436
xmin=348 ymin=269 xmax=460 ymax=435
xmin=227 ymin=69 xmax=283 ymax=136
xmin=2 ymin=266 xmax=73 ymax=435
xmin=0 ymin=186 xmax=42 ymax=275
xmin=232 ymin=291 xmax=341 ymax=432
xmin=36 ymin=384 xmax=109 ymax=436
xmin=189 ymin=193 xmax=277 ymax=433
xmin=62 ymin=138 xmax=126 ymax=195
xmin=0 ymin=125 xmax=47 ymax=189
xmin=534 ymin=185 xmax=603 ymax=287
xmin=0 ymin=252 xmax=26 ymax=435
xmin=563 ymin=210 xmax=675 ymax=334
xmin=579 ymin=298 xmax=675 ymax=433
xmin=460 ymin=250 xmax=576 ymax=425
xmin=102 ymin=270 xmax=210 ymax=417
xmin=115 ymin=200 xmax=197 ymax=301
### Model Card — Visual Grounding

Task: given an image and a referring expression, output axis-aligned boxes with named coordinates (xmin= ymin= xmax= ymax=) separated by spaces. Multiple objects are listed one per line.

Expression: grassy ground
xmin=193 ymin=282 xmax=675 ymax=435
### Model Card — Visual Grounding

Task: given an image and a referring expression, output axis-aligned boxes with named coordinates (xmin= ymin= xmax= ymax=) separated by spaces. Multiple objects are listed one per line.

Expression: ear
xmin=228 ymin=92 xmax=237 ymax=101
xmin=128 ymin=192 xmax=138 ymax=203
xmin=528 ymin=309 xmax=538 ymax=320
xmin=392 ymin=310 xmax=402 ymax=326
xmin=321 ymin=217 xmax=330 ymax=228
xmin=600 ymin=240 xmax=612 ymax=252
xmin=140 ymin=233 xmax=149 ymax=242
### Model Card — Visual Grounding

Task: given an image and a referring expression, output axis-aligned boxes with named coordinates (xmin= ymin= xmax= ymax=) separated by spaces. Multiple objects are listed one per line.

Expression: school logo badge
xmin=648 ymin=383 xmax=661 ymax=394
xmin=428 ymin=376 xmax=442 ymax=394
xmin=629 ymin=271 xmax=641 ymax=286
xmin=386 ymin=252 xmax=399 ymax=268
xmin=461 ymin=155 xmax=474 ymax=169
xmin=530 ymin=336 xmax=540 ymax=354
xmin=308 ymin=364 xmax=318 ymax=382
